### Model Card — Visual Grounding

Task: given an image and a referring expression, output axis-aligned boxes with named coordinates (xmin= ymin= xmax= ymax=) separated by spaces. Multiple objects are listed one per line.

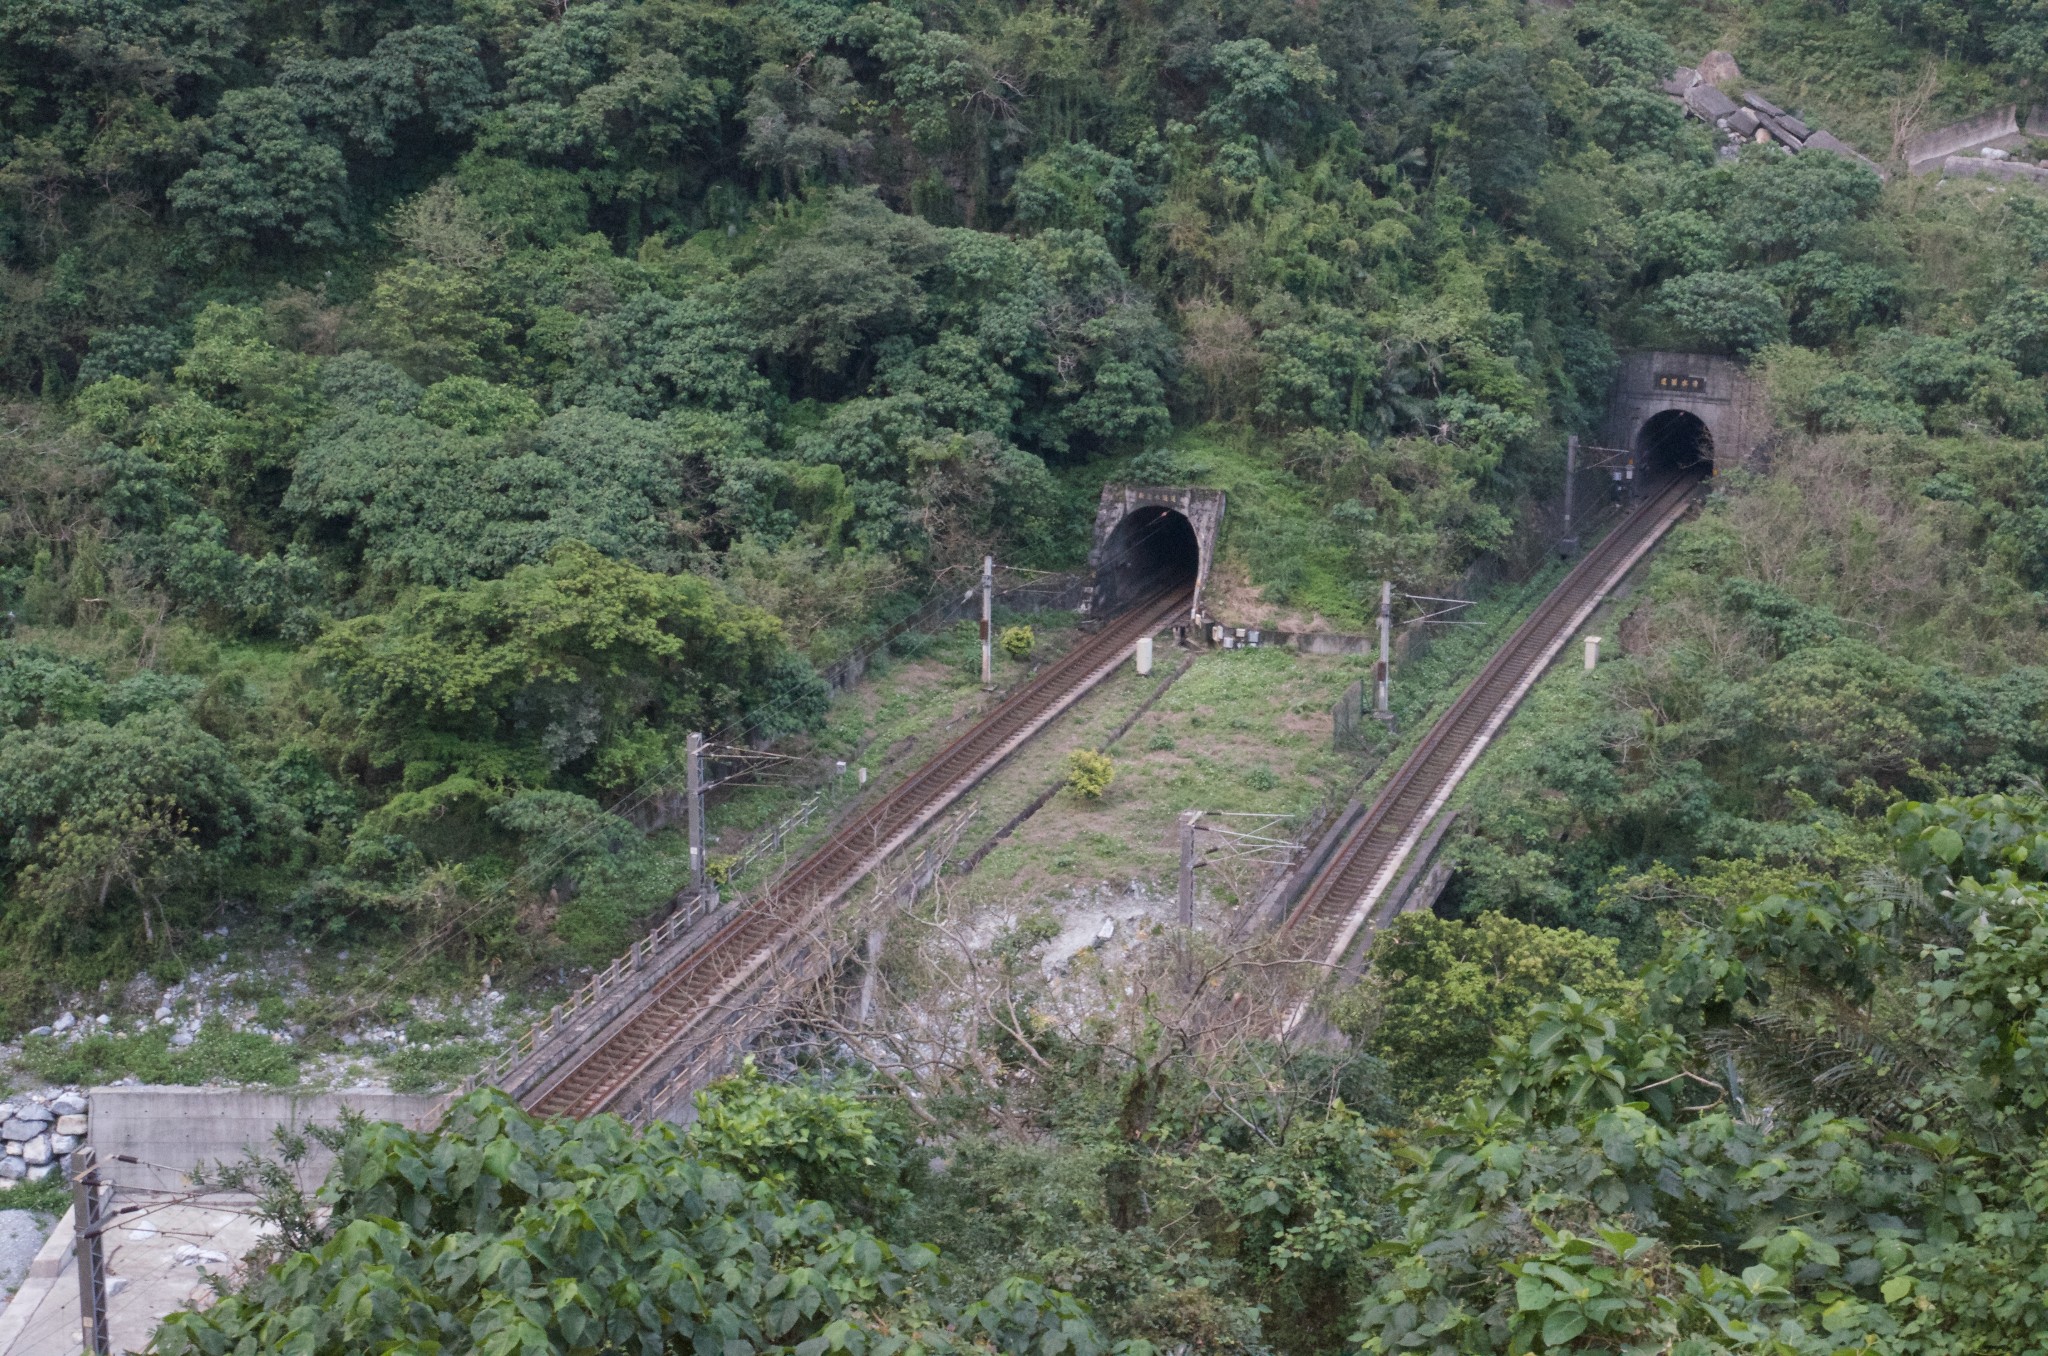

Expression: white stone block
xmin=55 ymin=1114 xmax=87 ymax=1136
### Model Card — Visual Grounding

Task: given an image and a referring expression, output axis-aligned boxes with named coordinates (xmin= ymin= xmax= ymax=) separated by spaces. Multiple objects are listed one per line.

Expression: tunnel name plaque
xmin=1654 ymin=373 xmax=1706 ymax=393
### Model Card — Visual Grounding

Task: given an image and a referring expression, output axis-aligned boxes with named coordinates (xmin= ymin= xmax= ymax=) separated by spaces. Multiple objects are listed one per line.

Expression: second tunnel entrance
xmin=1092 ymin=505 xmax=1200 ymax=617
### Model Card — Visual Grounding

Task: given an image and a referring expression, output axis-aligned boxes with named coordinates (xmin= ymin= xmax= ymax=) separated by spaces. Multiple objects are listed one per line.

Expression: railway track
xmin=517 ymin=582 xmax=1194 ymax=1121
xmin=1278 ymin=469 xmax=1708 ymax=977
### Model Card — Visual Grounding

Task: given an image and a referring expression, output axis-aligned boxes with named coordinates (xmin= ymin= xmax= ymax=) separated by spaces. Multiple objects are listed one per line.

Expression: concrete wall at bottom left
xmin=87 ymin=1086 xmax=441 ymax=1191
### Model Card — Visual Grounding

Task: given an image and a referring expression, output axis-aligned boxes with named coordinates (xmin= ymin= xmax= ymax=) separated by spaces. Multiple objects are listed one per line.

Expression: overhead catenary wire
xmin=303 ymin=553 xmax=1106 ymax=1036
xmin=514 ymin=580 xmax=1196 ymax=1122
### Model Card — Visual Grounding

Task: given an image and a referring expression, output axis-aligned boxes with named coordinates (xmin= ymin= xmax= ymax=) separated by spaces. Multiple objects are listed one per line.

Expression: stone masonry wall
xmin=0 ymin=1091 xmax=89 ymax=1189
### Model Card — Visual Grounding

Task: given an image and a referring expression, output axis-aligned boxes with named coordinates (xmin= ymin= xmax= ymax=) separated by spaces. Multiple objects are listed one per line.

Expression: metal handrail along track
xmin=517 ymin=583 xmax=1194 ymax=1120
xmin=1279 ymin=470 xmax=1707 ymax=975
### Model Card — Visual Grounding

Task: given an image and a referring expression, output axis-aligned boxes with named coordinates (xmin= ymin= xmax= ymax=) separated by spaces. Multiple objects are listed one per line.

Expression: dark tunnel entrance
xmin=1637 ymin=409 xmax=1714 ymax=478
xmin=1092 ymin=506 xmax=1201 ymax=617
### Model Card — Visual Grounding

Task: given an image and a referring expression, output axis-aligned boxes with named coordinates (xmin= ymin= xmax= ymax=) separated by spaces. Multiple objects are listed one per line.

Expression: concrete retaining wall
xmin=87 ymin=1086 xmax=440 ymax=1190
xmin=1907 ymin=105 xmax=2034 ymax=172
xmin=1942 ymin=154 xmax=2048 ymax=184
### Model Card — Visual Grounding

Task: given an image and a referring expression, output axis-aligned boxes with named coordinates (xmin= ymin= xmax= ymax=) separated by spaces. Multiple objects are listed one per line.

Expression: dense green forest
xmin=8 ymin=0 xmax=2048 ymax=998
xmin=6 ymin=0 xmax=2048 ymax=1349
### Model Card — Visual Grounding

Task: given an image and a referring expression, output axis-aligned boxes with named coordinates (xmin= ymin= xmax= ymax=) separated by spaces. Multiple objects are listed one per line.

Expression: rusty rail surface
xmin=1278 ymin=471 xmax=1707 ymax=979
xmin=480 ymin=583 xmax=1194 ymax=1123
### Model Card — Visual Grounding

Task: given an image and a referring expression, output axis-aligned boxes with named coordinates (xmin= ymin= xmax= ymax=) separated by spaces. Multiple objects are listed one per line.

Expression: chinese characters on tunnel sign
xmin=1655 ymin=374 xmax=1706 ymax=392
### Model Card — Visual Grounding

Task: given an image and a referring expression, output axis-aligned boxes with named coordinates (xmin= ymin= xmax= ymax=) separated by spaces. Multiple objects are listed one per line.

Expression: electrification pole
xmin=1373 ymin=581 xmax=1393 ymax=723
xmin=73 ymin=1146 xmax=109 ymax=1355
xmin=685 ymin=731 xmax=706 ymax=893
xmin=979 ymin=554 xmax=994 ymax=688
xmin=1561 ymin=434 xmax=1580 ymax=556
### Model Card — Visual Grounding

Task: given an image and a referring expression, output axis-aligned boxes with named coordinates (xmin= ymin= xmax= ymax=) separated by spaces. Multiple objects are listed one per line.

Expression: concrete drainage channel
xmin=0 ymin=1085 xmax=435 ymax=1355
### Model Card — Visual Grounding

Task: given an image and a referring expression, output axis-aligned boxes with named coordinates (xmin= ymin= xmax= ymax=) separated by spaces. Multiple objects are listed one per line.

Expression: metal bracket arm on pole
xmin=1399 ymin=595 xmax=1480 ymax=626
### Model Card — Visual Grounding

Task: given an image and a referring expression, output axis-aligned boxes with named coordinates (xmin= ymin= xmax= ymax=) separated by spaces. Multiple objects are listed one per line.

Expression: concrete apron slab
xmin=0 ymin=1084 xmax=443 ymax=1353
xmin=0 ymin=1191 xmax=265 ymax=1355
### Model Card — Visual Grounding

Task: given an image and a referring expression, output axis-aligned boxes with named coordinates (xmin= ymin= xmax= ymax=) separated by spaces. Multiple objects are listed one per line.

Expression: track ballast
xmin=517 ymin=584 xmax=1194 ymax=1121
xmin=1279 ymin=471 xmax=1707 ymax=972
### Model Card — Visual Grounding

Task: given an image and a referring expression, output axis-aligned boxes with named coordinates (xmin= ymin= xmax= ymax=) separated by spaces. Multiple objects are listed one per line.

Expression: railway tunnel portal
xmin=1639 ymin=407 xmax=1715 ymax=476
xmin=1600 ymin=351 xmax=1762 ymax=475
xmin=1086 ymin=485 xmax=1225 ymax=623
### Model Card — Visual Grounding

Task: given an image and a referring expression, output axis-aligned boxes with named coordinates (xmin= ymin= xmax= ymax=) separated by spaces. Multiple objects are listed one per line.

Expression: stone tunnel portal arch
xmin=1092 ymin=505 xmax=1201 ymax=618
xmin=1600 ymin=352 xmax=1760 ymax=474
xmin=1637 ymin=408 xmax=1715 ymax=477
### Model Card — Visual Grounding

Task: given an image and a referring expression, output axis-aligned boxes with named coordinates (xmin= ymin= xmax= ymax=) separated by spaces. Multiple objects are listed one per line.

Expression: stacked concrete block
xmin=0 ymin=1092 xmax=87 ymax=1186
xmin=1697 ymin=50 xmax=1743 ymax=85
xmin=1685 ymin=83 xmax=1740 ymax=123
xmin=1661 ymin=55 xmax=1885 ymax=176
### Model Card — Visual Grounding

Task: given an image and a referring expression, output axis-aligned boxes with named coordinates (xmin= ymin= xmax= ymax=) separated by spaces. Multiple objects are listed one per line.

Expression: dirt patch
xmin=1199 ymin=558 xmax=1349 ymax=633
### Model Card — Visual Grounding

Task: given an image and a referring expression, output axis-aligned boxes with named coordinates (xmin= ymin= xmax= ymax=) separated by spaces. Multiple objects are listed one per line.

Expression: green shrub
xmin=152 ymin=1087 xmax=1099 ymax=1354
xmin=1065 ymin=749 xmax=1115 ymax=799
xmin=3 ymin=1172 xmax=73 ymax=1216
xmin=1334 ymin=912 xmax=1639 ymax=1114
xmin=380 ymin=1040 xmax=483 ymax=1094
xmin=404 ymin=1014 xmax=477 ymax=1043
xmin=995 ymin=910 xmax=1062 ymax=959
xmin=999 ymin=625 xmax=1035 ymax=660
xmin=684 ymin=1059 xmax=912 ymax=1223
xmin=1651 ymin=271 xmax=1787 ymax=357
xmin=15 ymin=1020 xmax=299 ymax=1087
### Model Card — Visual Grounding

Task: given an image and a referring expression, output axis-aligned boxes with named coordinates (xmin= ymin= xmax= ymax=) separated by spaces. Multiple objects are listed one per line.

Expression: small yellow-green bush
xmin=1065 ymin=749 xmax=1115 ymax=799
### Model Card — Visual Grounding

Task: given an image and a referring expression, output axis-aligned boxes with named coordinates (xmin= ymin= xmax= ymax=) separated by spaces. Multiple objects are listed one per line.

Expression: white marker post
xmin=1584 ymin=635 xmax=1601 ymax=671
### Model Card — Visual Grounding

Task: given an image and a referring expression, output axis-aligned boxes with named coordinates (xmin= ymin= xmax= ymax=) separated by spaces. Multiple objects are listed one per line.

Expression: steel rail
xmin=517 ymin=582 xmax=1194 ymax=1119
xmin=1277 ymin=470 xmax=1708 ymax=982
